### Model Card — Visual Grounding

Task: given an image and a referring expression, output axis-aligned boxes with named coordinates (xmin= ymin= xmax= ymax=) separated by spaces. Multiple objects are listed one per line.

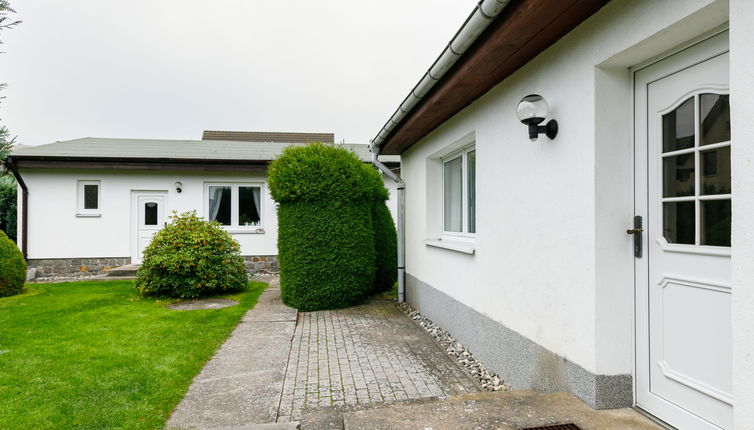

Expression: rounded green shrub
xmin=0 ymin=229 xmax=26 ymax=297
xmin=361 ymin=164 xmax=397 ymax=294
xmin=268 ymin=143 xmax=376 ymax=311
xmin=135 ymin=211 xmax=248 ymax=299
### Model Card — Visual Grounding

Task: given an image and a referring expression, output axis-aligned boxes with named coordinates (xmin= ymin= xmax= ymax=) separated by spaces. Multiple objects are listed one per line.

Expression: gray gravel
xmin=398 ymin=302 xmax=510 ymax=392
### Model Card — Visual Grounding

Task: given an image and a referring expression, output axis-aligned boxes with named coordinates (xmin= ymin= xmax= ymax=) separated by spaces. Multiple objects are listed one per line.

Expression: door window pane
xmin=700 ymin=93 xmax=731 ymax=146
xmin=144 ymin=202 xmax=158 ymax=226
xmin=701 ymin=146 xmax=731 ymax=195
xmin=662 ymin=97 xmax=695 ymax=152
xmin=663 ymin=154 xmax=695 ymax=197
xmin=208 ymin=186 xmax=231 ymax=225
xmin=443 ymin=157 xmax=463 ymax=232
xmin=467 ymin=150 xmax=476 ymax=233
xmin=663 ymin=201 xmax=695 ymax=245
xmin=701 ymin=200 xmax=731 ymax=247
xmin=83 ymin=184 xmax=98 ymax=209
xmin=238 ymin=186 xmax=261 ymax=226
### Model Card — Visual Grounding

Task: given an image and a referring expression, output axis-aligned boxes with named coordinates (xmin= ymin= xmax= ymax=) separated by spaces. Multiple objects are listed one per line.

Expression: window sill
xmin=75 ymin=213 xmax=102 ymax=218
xmin=424 ymin=239 xmax=475 ymax=254
xmin=226 ymin=228 xmax=265 ymax=234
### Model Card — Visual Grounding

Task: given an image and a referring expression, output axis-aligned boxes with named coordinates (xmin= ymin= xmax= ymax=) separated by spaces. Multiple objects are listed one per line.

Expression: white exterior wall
xmin=402 ymin=0 xmax=727 ymax=376
xmin=730 ymin=0 xmax=754 ymax=427
xmin=19 ymin=167 xmax=400 ymax=260
xmin=20 ymin=169 xmax=277 ymax=259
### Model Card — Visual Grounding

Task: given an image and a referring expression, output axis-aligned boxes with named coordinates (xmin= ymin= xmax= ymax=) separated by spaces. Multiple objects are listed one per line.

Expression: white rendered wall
xmin=20 ymin=169 xmax=277 ymax=259
xmin=730 ymin=0 xmax=754 ymax=427
xmin=402 ymin=0 xmax=726 ymax=376
xmin=19 ymin=168 xmax=399 ymax=260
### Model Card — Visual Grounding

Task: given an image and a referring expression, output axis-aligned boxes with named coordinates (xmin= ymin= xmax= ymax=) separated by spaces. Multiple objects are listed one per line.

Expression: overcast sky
xmin=0 ymin=0 xmax=475 ymax=147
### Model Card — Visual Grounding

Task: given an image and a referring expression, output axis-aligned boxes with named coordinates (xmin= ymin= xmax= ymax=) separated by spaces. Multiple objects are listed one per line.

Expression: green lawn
xmin=0 ymin=280 xmax=267 ymax=430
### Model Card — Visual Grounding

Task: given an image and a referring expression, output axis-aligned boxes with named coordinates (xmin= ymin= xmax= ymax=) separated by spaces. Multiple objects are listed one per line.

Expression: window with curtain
xmin=442 ymin=146 xmax=476 ymax=237
xmin=206 ymin=183 xmax=263 ymax=229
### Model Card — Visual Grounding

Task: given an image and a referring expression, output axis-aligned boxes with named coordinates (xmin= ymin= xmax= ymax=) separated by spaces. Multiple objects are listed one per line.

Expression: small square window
xmin=77 ymin=180 xmax=101 ymax=214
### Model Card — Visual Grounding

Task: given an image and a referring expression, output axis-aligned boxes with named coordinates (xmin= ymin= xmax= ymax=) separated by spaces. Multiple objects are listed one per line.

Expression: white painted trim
xmin=441 ymin=145 xmax=477 ymax=240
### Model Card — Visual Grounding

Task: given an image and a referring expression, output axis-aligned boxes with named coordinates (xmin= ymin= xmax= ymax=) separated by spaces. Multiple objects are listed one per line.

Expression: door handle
xmin=628 ymin=216 xmax=643 ymax=258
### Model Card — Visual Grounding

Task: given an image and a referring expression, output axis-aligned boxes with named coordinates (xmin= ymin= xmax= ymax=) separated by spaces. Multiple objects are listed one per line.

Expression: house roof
xmin=374 ymin=0 xmax=611 ymax=155
xmin=201 ymin=130 xmax=335 ymax=144
xmin=9 ymin=137 xmax=399 ymax=171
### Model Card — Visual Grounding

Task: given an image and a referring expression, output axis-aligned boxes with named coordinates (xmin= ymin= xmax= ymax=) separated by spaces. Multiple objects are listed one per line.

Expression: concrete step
xmin=106 ymin=264 xmax=140 ymax=277
xmin=333 ymin=391 xmax=662 ymax=430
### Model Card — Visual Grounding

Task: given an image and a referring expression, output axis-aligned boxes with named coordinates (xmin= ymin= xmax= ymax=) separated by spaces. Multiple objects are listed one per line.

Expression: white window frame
xmin=203 ymin=182 xmax=265 ymax=233
xmin=441 ymin=145 xmax=476 ymax=243
xmin=76 ymin=180 xmax=101 ymax=217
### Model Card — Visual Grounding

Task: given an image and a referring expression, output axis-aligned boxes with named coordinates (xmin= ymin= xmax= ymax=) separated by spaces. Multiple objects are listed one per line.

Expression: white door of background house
xmin=132 ymin=191 xmax=167 ymax=264
xmin=634 ymin=31 xmax=731 ymax=430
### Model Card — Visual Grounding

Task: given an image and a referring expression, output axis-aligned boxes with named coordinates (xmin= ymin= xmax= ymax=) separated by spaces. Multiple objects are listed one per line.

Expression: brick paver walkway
xmin=276 ymin=298 xmax=480 ymax=422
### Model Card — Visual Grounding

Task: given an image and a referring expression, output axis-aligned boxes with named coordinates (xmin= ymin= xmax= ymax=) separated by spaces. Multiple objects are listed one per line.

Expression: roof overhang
xmin=8 ymin=155 xmax=400 ymax=172
xmin=378 ymin=0 xmax=611 ymax=155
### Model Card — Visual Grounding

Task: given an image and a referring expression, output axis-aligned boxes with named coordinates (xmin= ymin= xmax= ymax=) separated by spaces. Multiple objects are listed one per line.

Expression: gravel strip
xmin=398 ymin=302 xmax=510 ymax=392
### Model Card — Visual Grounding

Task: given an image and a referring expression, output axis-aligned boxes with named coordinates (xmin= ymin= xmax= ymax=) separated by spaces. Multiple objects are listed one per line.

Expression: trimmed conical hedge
xmin=268 ymin=143 xmax=396 ymax=311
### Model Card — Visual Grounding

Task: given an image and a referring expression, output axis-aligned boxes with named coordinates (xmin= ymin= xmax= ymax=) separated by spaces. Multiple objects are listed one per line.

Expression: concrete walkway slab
xmin=167 ymin=279 xmax=298 ymax=430
xmin=341 ymin=391 xmax=663 ymax=430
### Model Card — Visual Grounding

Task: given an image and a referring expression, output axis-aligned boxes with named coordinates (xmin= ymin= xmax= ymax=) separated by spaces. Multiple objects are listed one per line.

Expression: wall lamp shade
xmin=516 ymin=94 xmax=558 ymax=141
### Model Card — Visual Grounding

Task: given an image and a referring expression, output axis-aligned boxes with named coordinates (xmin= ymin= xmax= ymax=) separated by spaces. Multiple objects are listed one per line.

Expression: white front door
xmin=634 ymin=32 xmax=731 ymax=430
xmin=132 ymin=192 xmax=167 ymax=264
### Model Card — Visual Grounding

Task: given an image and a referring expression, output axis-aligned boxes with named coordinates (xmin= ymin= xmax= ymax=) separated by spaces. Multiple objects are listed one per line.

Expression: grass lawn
xmin=0 ymin=279 xmax=267 ymax=430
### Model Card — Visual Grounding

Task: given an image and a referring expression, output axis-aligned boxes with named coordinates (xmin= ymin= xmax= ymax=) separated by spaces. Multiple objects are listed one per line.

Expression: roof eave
xmin=377 ymin=0 xmax=611 ymax=155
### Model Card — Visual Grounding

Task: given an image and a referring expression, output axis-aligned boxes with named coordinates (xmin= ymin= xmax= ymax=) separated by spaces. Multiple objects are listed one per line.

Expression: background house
xmin=7 ymin=131 xmax=399 ymax=277
xmin=368 ymin=0 xmax=750 ymax=429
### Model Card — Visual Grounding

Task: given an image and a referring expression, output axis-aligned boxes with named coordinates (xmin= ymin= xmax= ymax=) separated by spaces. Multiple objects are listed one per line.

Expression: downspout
xmin=5 ymin=156 xmax=28 ymax=260
xmin=369 ymin=142 xmax=406 ymax=302
xmin=368 ymin=0 xmax=511 ymax=303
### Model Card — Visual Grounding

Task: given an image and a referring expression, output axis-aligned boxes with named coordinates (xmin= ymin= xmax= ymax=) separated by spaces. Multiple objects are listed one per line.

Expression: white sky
xmin=0 ymin=0 xmax=475 ymax=147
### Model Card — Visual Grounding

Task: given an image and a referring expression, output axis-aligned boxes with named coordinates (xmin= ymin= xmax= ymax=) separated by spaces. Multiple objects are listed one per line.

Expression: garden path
xmin=166 ymin=276 xmax=480 ymax=429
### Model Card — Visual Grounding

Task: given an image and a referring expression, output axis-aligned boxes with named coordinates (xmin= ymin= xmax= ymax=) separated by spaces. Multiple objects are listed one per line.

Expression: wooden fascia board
xmin=379 ymin=0 xmax=611 ymax=155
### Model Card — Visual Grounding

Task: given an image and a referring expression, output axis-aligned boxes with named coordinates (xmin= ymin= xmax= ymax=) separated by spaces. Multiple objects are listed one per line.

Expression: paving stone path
xmin=167 ymin=277 xmax=479 ymax=429
xmin=277 ymin=299 xmax=480 ymax=422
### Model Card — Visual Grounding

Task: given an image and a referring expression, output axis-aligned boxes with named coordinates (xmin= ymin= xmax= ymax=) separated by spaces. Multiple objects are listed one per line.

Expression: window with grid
xmin=661 ymin=92 xmax=730 ymax=247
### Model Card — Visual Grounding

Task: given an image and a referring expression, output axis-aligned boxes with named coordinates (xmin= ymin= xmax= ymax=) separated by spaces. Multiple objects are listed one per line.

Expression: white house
xmin=6 ymin=132 xmax=399 ymax=277
xmin=368 ymin=0 xmax=754 ymax=429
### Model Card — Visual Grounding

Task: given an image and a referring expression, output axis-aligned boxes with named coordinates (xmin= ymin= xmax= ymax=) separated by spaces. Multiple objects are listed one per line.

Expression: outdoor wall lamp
xmin=174 ymin=181 xmax=183 ymax=193
xmin=516 ymin=94 xmax=558 ymax=141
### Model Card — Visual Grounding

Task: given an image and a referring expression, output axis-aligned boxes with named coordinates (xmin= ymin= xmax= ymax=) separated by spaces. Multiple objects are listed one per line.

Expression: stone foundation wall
xmin=28 ymin=257 xmax=132 ymax=278
xmin=243 ymin=255 xmax=279 ymax=274
xmin=27 ymin=255 xmax=279 ymax=278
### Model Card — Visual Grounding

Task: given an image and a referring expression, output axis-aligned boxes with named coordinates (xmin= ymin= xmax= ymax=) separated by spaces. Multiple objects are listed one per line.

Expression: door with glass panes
xmin=634 ymin=31 xmax=731 ymax=430
xmin=133 ymin=192 xmax=167 ymax=264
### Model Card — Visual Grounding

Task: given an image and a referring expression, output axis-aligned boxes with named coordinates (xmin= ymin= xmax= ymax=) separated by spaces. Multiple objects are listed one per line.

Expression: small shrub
xmin=268 ymin=143 xmax=376 ymax=311
xmin=361 ymin=164 xmax=397 ymax=294
xmin=135 ymin=211 xmax=248 ymax=299
xmin=0 ymin=229 xmax=25 ymax=297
